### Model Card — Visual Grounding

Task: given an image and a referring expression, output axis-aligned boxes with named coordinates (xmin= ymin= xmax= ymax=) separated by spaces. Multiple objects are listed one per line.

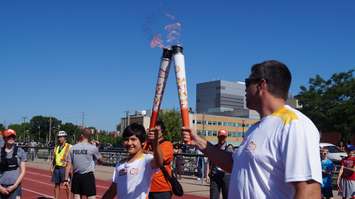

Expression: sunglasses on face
xmin=5 ymin=135 xmax=16 ymax=140
xmin=245 ymin=78 xmax=266 ymax=88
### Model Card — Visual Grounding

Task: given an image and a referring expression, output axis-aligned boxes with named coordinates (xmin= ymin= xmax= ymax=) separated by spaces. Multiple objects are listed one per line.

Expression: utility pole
xmin=125 ymin=111 xmax=130 ymax=129
xmin=81 ymin=112 xmax=85 ymax=128
xmin=49 ymin=117 xmax=52 ymax=144
xmin=22 ymin=117 xmax=27 ymax=142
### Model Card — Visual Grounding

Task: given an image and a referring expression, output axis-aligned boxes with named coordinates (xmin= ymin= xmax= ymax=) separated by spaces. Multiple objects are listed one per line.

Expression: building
xmin=196 ymin=80 xmax=259 ymax=119
xmin=190 ymin=113 xmax=258 ymax=146
xmin=120 ymin=110 xmax=151 ymax=134
xmin=119 ymin=110 xmax=258 ymax=146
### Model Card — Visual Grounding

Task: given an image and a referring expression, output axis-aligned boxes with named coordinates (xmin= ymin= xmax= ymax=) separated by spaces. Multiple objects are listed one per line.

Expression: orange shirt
xmin=150 ymin=140 xmax=174 ymax=192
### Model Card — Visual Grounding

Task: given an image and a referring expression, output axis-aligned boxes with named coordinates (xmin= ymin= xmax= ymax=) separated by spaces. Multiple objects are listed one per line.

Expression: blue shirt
xmin=321 ymin=159 xmax=334 ymax=188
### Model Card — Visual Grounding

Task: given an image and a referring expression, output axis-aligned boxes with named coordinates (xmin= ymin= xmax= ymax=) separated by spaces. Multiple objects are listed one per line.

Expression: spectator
xmin=337 ymin=146 xmax=355 ymax=199
xmin=173 ymin=144 xmax=183 ymax=180
xmin=320 ymin=148 xmax=334 ymax=199
xmin=338 ymin=141 xmax=346 ymax=152
xmin=182 ymin=60 xmax=322 ymax=198
xmin=102 ymin=123 xmax=163 ymax=199
xmin=149 ymin=120 xmax=174 ymax=199
xmin=209 ymin=129 xmax=230 ymax=199
xmin=64 ymin=128 xmax=102 ymax=199
xmin=0 ymin=129 xmax=27 ymax=199
xmin=51 ymin=131 xmax=71 ymax=199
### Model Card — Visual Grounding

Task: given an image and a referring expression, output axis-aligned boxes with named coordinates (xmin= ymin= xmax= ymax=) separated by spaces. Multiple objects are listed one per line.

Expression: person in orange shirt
xmin=149 ymin=120 xmax=174 ymax=199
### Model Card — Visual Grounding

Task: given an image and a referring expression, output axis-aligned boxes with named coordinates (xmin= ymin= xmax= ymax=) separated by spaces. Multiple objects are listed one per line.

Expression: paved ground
xmin=25 ymin=160 xmax=209 ymax=198
xmin=25 ymin=159 xmax=343 ymax=199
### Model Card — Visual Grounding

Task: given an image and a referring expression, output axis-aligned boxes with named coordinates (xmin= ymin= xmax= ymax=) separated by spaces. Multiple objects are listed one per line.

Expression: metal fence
xmin=21 ymin=146 xmax=207 ymax=179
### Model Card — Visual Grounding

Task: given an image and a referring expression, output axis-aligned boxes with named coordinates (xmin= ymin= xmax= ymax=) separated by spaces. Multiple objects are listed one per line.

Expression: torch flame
xmin=148 ymin=13 xmax=182 ymax=48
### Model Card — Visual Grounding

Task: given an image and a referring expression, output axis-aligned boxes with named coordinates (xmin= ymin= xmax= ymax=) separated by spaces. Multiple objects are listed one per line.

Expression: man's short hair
xmin=156 ymin=120 xmax=166 ymax=133
xmin=122 ymin=123 xmax=146 ymax=144
xmin=250 ymin=60 xmax=292 ymax=100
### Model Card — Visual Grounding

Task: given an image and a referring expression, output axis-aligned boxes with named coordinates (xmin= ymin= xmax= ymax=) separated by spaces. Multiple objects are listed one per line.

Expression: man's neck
xmin=5 ymin=143 xmax=13 ymax=150
xmin=259 ymin=96 xmax=286 ymax=118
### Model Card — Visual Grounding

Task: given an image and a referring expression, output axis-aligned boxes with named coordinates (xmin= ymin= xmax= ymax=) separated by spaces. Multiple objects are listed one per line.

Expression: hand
xmin=148 ymin=128 xmax=159 ymax=142
xmin=181 ymin=127 xmax=195 ymax=144
xmin=0 ymin=186 xmax=9 ymax=195
xmin=50 ymin=167 xmax=54 ymax=173
xmin=5 ymin=185 xmax=16 ymax=193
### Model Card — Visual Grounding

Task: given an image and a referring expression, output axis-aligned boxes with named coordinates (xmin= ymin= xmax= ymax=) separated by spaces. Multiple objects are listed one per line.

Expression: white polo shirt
xmin=229 ymin=105 xmax=322 ymax=199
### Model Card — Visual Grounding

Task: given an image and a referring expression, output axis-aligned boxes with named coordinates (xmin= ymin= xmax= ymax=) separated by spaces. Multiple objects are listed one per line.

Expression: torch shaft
xmin=149 ymin=49 xmax=172 ymax=129
xmin=172 ymin=45 xmax=191 ymax=144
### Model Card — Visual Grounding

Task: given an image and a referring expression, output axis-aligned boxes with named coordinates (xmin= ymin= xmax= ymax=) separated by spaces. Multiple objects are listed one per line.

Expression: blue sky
xmin=1 ymin=0 xmax=354 ymax=130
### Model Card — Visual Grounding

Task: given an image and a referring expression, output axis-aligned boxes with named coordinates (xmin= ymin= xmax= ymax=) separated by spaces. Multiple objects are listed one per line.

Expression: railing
xmin=21 ymin=146 xmax=342 ymax=187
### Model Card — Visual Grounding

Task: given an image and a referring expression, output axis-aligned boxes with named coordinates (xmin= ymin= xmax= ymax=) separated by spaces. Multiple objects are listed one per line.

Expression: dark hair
xmin=122 ymin=123 xmax=146 ymax=144
xmin=156 ymin=120 xmax=166 ymax=132
xmin=250 ymin=60 xmax=291 ymax=100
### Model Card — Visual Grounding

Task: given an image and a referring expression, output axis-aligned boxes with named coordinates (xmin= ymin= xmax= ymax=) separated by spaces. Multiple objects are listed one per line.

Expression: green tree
xmin=7 ymin=123 xmax=31 ymax=142
xmin=296 ymin=69 xmax=355 ymax=142
xmin=158 ymin=109 xmax=182 ymax=142
xmin=30 ymin=116 xmax=62 ymax=143
xmin=60 ymin=122 xmax=83 ymax=144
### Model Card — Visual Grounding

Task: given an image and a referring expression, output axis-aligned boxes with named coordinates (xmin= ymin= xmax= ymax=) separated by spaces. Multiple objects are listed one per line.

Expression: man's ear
xmin=257 ymin=79 xmax=268 ymax=95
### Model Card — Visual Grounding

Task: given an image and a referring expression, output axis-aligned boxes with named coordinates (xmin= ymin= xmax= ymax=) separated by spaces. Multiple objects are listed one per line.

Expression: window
xmin=197 ymin=120 xmax=202 ymax=125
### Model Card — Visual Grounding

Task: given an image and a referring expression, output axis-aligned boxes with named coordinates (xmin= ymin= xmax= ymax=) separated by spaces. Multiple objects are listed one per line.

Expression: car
xmin=320 ymin=143 xmax=348 ymax=163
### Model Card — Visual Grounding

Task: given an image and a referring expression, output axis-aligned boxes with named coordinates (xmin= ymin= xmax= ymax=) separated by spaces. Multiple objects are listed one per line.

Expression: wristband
xmin=64 ymin=180 xmax=68 ymax=182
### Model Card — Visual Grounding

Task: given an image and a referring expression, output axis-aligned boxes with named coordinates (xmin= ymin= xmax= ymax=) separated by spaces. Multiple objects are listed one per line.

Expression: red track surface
xmin=23 ymin=167 xmax=207 ymax=199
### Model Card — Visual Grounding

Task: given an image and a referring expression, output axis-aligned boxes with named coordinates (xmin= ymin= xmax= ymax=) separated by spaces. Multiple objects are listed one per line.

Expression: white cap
xmin=57 ymin=131 xmax=67 ymax=137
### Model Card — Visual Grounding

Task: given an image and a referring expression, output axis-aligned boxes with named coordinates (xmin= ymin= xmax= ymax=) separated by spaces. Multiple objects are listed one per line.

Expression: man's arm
xmin=182 ymin=128 xmax=233 ymax=173
xmin=292 ymin=180 xmax=321 ymax=199
xmin=102 ymin=182 xmax=117 ymax=199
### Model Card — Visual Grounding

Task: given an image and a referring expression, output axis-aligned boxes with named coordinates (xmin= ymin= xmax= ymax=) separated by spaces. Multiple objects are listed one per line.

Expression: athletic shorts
xmin=52 ymin=167 xmax=65 ymax=185
xmin=71 ymin=172 xmax=96 ymax=197
xmin=0 ymin=184 xmax=22 ymax=199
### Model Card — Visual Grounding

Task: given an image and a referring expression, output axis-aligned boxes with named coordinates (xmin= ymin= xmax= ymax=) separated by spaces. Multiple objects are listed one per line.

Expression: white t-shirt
xmin=229 ymin=105 xmax=322 ymax=199
xmin=112 ymin=153 xmax=157 ymax=199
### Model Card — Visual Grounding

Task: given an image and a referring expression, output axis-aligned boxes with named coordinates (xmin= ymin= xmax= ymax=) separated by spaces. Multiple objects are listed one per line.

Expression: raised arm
xmin=182 ymin=127 xmax=233 ymax=172
xmin=149 ymin=128 xmax=163 ymax=168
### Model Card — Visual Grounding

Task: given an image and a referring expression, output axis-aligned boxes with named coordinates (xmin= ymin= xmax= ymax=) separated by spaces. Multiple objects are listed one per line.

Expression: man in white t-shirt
xmin=182 ymin=60 xmax=322 ymax=199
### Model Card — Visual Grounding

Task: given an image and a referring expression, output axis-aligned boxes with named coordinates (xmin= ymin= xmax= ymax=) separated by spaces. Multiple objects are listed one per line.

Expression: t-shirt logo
xmin=129 ymin=168 xmax=139 ymax=175
xmin=119 ymin=168 xmax=128 ymax=176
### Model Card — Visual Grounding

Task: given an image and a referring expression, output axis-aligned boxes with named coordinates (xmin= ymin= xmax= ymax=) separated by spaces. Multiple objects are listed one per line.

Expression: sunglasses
xmin=245 ymin=78 xmax=266 ymax=88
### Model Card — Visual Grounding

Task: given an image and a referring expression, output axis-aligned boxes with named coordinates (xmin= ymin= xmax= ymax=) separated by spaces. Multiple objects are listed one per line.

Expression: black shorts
xmin=149 ymin=191 xmax=172 ymax=199
xmin=71 ymin=172 xmax=96 ymax=197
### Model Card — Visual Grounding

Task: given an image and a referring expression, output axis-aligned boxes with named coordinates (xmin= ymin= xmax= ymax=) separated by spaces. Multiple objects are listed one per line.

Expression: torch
xmin=149 ymin=48 xmax=173 ymax=129
xmin=172 ymin=45 xmax=191 ymax=144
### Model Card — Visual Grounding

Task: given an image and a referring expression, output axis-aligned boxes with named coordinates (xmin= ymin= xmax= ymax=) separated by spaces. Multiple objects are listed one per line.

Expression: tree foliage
xmin=296 ymin=69 xmax=355 ymax=142
xmin=158 ymin=108 xmax=182 ymax=143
